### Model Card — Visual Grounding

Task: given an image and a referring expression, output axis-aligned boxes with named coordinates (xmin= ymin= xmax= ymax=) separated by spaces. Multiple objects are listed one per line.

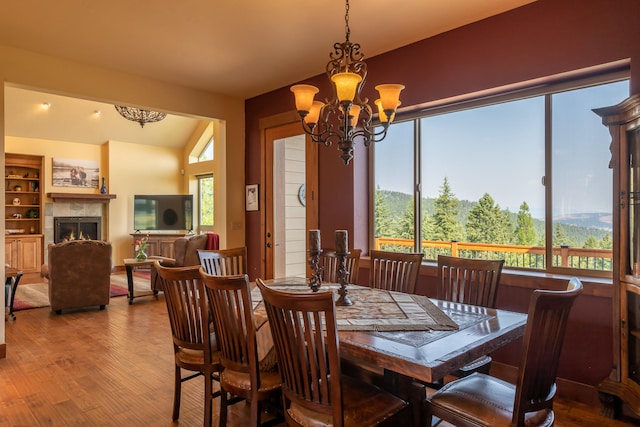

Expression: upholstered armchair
xmin=41 ymin=240 xmax=113 ymax=314
xmin=149 ymin=234 xmax=208 ymax=291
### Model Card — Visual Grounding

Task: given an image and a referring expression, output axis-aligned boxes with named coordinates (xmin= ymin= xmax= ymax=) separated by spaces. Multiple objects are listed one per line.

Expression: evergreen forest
xmin=374 ymin=178 xmax=612 ymax=251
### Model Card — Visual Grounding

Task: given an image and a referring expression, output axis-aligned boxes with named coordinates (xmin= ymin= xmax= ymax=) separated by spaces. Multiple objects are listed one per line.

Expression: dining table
xmin=252 ymin=277 xmax=528 ymax=425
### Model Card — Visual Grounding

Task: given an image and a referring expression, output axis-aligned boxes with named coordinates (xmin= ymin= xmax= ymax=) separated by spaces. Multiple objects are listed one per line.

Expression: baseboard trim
xmin=492 ymin=361 xmax=599 ymax=406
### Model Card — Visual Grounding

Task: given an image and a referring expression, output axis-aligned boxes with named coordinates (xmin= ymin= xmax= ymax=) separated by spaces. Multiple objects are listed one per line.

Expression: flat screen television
xmin=134 ymin=194 xmax=193 ymax=231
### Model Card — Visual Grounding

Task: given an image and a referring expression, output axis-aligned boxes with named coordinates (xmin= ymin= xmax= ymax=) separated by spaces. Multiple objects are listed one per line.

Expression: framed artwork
xmin=246 ymin=184 xmax=259 ymax=211
xmin=52 ymin=158 xmax=100 ymax=188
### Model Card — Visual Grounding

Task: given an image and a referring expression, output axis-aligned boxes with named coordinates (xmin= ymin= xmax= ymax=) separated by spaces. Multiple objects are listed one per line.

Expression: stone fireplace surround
xmin=44 ymin=201 xmax=106 ymax=262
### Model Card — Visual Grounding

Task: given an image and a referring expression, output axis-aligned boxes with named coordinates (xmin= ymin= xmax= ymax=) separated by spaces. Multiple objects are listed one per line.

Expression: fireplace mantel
xmin=47 ymin=193 xmax=117 ymax=203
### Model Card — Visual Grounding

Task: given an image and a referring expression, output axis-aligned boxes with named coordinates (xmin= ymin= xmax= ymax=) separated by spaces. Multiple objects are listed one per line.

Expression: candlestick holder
xmin=307 ymin=248 xmax=323 ymax=292
xmin=335 ymin=249 xmax=353 ymax=306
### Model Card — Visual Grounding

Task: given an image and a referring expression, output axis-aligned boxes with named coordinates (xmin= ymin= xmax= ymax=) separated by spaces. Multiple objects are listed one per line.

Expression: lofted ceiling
xmin=1 ymin=0 xmax=535 ymax=147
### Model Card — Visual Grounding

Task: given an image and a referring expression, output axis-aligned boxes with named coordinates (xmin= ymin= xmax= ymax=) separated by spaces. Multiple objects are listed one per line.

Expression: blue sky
xmin=374 ymin=80 xmax=629 ymax=220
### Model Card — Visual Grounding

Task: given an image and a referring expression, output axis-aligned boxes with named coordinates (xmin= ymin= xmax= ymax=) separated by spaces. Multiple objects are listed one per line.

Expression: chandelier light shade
xmin=114 ymin=105 xmax=167 ymax=128
xmin=291 ymin=0 xmax=404 ymax=165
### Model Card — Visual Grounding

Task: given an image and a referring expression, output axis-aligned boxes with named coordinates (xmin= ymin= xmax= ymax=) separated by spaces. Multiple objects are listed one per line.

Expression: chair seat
xmin=288 ymin=375 xmax=407 ymax=427
xmin=176 ymin=344 xmax=220 ymax=371
xmin=220 ymin=368 xmax=282 ymax=396
xmin=428 ymin=373 xmax=553 ymax=427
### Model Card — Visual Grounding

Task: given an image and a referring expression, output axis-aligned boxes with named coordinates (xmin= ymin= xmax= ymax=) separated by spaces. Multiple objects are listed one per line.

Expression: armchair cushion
xmin=42 ymin=240 xmax=112 ymax=313
xmin=150 ymin=234 xmax=208 ymax=290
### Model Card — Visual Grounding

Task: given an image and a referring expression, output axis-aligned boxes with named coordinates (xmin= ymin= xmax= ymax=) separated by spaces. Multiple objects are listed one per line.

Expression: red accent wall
xmin=245 ymin=0 xmax=637 ymax=388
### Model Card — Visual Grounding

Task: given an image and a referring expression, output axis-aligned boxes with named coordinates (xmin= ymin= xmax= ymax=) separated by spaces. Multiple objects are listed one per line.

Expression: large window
xmin=374 ymin=76 xmax=628 ymax=275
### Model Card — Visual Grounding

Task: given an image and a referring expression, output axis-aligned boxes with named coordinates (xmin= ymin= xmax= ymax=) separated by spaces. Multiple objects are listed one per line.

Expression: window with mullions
xmin=373 ymin=77 xmax=628 ymax=274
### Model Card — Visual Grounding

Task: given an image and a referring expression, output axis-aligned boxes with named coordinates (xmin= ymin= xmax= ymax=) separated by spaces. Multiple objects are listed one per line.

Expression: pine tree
xmin=374 ymin=186 xmax=395 ymax=237
xmin=553 ymin=223 xmax=574 ymax=247
xmin=514 ymin=201 xmax=537 ymax=245
xmin=432 ymin=177 xmax=463 ymax=242
xmin=395 ymin=198 xmax=415 ymax=239
xmin=466 ymin=193 xmax=512 ymax=244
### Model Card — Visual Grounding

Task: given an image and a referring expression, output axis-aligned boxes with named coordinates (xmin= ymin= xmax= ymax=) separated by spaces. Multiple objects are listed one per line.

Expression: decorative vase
xmin=135 ymin=249 xmax=147 ymax=262
xmin=100 ymin=177 xmax=107 ymax=194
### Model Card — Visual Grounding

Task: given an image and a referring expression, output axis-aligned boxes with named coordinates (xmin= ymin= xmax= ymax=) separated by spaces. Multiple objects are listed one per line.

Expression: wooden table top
xmin=123 ymin=258 xmax=157 ymax=267
xmin=257 ymin=277 xmax=527 ymax=384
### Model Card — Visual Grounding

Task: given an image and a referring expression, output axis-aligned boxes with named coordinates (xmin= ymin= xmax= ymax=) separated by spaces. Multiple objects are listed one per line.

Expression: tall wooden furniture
xmin=425 ymin=278 xmax=583 ymax=427
xmin=256 ymin=279 xmax=409 ymax=427
xmin=154 ymin=263 xmax=222 ymax=427
xmin=5 ymin=153 xmax=43 ymax=279
xmin=596 ymin=94 xmax=640 ymax=419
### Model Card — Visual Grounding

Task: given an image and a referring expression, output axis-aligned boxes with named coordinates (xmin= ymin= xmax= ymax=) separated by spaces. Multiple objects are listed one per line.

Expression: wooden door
xmin=264 ymin=122 xmax=318 ymax=279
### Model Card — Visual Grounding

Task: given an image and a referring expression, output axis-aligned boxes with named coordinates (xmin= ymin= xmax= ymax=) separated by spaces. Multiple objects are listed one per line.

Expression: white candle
xmin=309 ymin=229 xmax=321 ymax=252
xmin=336 ymin=230 xmax=348 ymax=254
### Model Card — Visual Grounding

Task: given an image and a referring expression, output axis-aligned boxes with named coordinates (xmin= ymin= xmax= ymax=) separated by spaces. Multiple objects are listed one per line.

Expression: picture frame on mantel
xmin=52 ymin=158 xmax=100 ymax=188
xmin=246 ymin=184 xmax=259 ymax=211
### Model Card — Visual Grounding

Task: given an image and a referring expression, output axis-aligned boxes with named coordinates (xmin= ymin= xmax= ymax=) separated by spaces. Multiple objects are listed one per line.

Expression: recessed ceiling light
xmin=94 ymin=110 xmax=102 ymax=116
xmin=41 ymin=102 xmax=51 ymax=110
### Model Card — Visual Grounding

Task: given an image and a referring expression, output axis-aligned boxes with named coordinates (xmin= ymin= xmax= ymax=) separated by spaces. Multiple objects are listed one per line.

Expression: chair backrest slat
xmin=319 ymin=248 xmax=361 ymax=284
xmin=198 ymin=247 xmax=248 ymax=276
xmin=369 ymin=250 xmax=423 ymax=294
xmin=201 ymin=273 xmax=259 ymax=378
xmin=437 ymin=255 xmax=504 ymax=308
xmin=512 ymin=277 xmax=583 ymax=425
xmin=257 ymin=279 xmax=343 ymax=426
xmin=154 ymin=262 xmax=212 ymax=357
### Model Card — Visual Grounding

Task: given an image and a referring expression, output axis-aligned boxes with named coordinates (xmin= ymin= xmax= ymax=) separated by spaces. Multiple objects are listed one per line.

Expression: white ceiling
xmin=1 ymin=0 xmax=535 ymax=147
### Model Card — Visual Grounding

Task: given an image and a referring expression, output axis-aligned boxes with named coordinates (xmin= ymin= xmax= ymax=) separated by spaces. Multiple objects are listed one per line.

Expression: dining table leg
xmin=382 ymin=369 xmax=426 ymax=427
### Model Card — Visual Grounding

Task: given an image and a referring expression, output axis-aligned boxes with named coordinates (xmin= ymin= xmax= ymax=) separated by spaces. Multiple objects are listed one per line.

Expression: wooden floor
xmin=1 ymin=292 xmax=638 ymax=426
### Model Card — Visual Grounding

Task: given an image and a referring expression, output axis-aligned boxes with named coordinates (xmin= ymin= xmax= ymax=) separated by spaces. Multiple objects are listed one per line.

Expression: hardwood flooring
xmin=1 ymin=292 xmax=638 ymax=426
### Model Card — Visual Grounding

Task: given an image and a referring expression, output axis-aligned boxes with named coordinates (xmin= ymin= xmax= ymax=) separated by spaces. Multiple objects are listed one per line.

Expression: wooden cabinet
xmin=5 ymin=236 xmax=43 ymax=273
xmin=5 ymin=153 xmax=44 ymax=276
xmin=596 ymin=94 xmax=640 ymax=419
xmin=130 ymin=233 xmax=187 ymax=259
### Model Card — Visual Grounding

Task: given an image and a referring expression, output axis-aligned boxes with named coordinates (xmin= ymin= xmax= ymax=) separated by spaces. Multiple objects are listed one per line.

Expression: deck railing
xmin=374 ymin=237 xmax=612 ymax=271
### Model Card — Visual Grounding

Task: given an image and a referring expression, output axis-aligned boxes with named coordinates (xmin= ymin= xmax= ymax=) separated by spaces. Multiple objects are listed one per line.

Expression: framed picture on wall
xmin=246 ymin=184 xmax=259 ymax=211
xmin=52 ymin=158 xmax=100 ymax=188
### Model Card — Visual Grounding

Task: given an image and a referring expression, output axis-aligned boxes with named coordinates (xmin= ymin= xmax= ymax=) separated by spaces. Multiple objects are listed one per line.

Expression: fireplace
xmin=54 ymin=217 xmax=101 ymax=243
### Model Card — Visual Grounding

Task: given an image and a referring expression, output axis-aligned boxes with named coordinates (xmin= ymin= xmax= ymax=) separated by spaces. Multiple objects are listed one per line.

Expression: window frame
xmin=370 ymin=67 xmax=629 ymax=279
xmin=197 ymin=173 xmax=214 ymax=231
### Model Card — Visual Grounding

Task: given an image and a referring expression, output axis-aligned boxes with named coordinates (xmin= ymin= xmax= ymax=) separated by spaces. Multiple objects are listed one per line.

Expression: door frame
xmin=260 ymin=113 xmax=318 ymax=279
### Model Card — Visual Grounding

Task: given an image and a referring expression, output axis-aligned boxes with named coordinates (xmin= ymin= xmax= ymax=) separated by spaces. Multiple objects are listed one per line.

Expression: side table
xmin=123 ymin=258 xmax=158 ymax=304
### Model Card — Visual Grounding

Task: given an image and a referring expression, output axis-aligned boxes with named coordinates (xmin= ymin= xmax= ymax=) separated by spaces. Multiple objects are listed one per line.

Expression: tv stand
xmin=130 ymin=233 xmax=187 ymax=259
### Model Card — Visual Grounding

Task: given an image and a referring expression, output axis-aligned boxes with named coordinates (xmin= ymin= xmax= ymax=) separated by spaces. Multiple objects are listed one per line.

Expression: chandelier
xmin=114 ymin=105 xmax=167 ymax=128
xmin=290 ymin=0 xmax=404 ymax=165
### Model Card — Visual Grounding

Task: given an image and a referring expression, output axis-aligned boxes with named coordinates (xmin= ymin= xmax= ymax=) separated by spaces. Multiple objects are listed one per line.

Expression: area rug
xmin=11 ymin=271 xmax=152 ymax=311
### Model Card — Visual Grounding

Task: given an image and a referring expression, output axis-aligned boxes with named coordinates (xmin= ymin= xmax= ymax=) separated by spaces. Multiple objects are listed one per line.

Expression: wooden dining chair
xmin=198 ymin=246 xmax=248 ymax=276
xmin=437 ymin=255 xmax=505 ymax=377
xmin=256 ymin=279 xmax=409 ymax=427
xmin=154 ymin=262 xmax=221 ymax=427
xmin=201 ymin=272 xmax=282 ymax=427
xmin=369 ymin=249 xmax=423 ymax=294
xmin=319 ymin=248 xmax=362 ymax=284
xmin=425 ymin=277 xmax=583 ymax=427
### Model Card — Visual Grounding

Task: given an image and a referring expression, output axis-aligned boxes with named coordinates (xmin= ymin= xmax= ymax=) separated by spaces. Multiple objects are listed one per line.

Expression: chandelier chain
xmin=344 ymin=0 xmax=350 ymax=42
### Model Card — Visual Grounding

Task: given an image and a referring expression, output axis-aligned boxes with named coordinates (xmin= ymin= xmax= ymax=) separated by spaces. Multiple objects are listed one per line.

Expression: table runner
xmin=252 ymin=278 xmax=458 ymax=332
